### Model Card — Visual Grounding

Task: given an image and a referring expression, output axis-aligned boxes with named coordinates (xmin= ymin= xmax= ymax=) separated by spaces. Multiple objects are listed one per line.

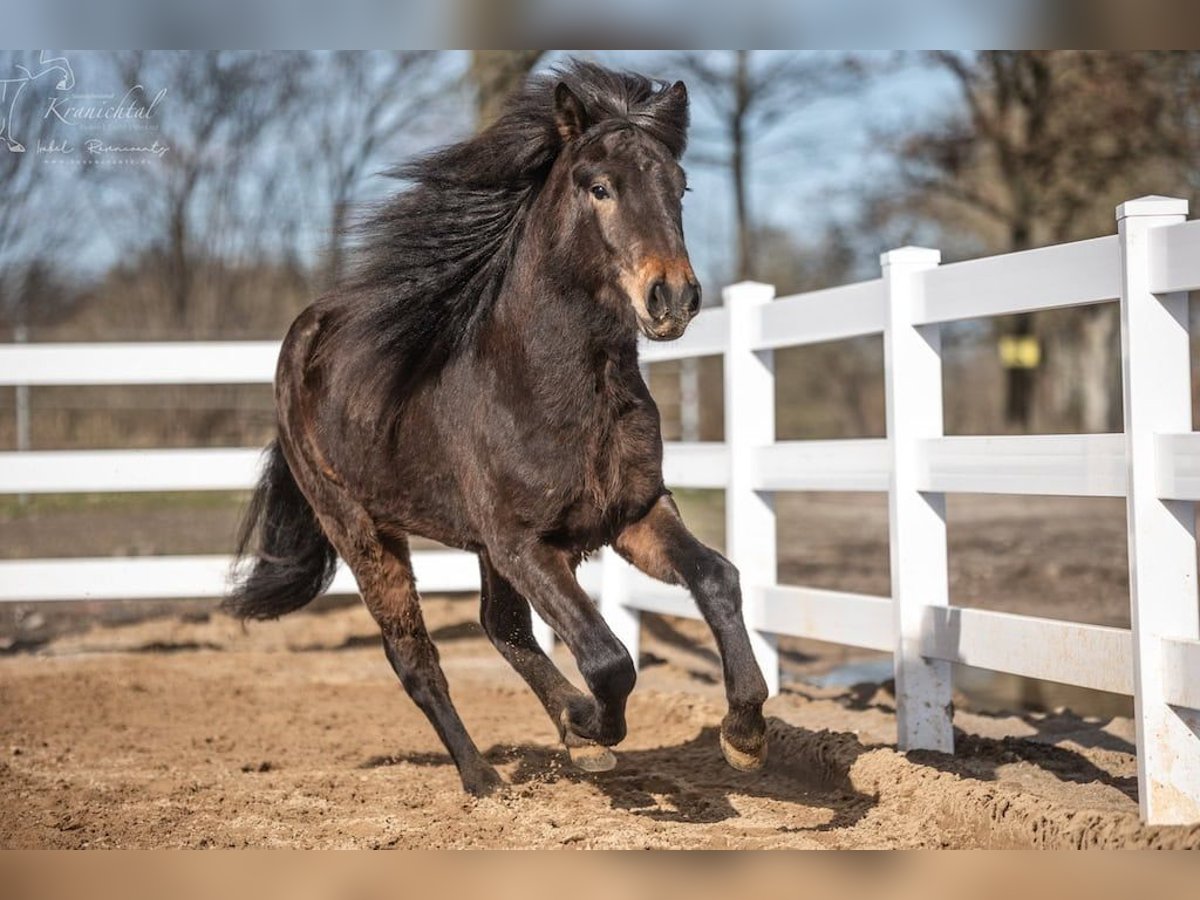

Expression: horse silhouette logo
xmin=0 ymin=51 xmax=75 ymax=153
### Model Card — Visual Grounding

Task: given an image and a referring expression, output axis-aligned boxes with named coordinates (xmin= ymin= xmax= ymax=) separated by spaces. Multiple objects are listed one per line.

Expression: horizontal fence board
xmin=0 ymin=444 xmax=733 ymax=495
xmin=916 ymin=236 xmax=1120 ymax=324
xmin=638 ymin=306 xmax=728 ymax=363
xmin=753 ymin=280 xmax=885 ymax=349
xmin=0 ymin=333 xmax=740 ymax=386
xmin=0 ymin=555 xmax=268 ymax=602
xmin=0 ymin=448 xmax=264 ymax=494
xmin=0 ymin=552 xmax=450 ymax=601
xmin=0 ymin=552 xmax=604 ymax=603
xmin=1155 ymin=433 xmax=1200 ymax=500
xmin=662 ymin=442 xmax=729 ymax=489
xmin=919 ymin=434 xmax=1127 ymax=496
xmin=1149 ymin=219 xmax=1200 ymax=295
xmin=922 ymin=606 xmax=1133 ymax=695
xmin=621 ymin=570 xmax=701 ymax=620
xmin=0 ymin=341 xmax=280 ymax=386
xmin=1162 ymin=637 xmax=1200 ymax=710
xmin=755 ymin=585 xmax=893 ymax=651
xmin=753 ymin=439 xmax=889 ymax=492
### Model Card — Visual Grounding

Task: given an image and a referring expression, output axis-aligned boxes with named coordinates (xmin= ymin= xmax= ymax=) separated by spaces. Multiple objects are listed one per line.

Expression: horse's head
xmin=550 ymin=78 xmax=700 ymax=342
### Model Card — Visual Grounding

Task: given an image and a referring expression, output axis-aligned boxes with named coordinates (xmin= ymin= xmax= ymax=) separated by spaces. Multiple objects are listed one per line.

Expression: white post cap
xmin=1116 ymin=195 xmax=1188 ymax=219
xmin=880 ymin=246 xmax=941 ymax=267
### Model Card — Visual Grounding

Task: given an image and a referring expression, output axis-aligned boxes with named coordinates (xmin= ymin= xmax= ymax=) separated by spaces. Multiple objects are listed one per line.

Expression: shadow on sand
xmin=365 ymin=717 xmax=877 ymax=831
xmin=789 ymin=680 xmax=1139 ymax=804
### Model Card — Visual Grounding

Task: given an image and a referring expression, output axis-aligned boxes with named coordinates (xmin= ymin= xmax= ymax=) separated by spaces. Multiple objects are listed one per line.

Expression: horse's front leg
xmin=487 ymin=539 xmax=636 ymax=757
xmin=478 ymin=554 xmax=617 ymax=771
xmin=615 ymin=493 xmax=769 ymax=771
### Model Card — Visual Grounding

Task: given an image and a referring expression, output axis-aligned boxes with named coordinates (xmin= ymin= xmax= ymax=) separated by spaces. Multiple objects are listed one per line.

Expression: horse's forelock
xmin=547 ymin=61 xmax=690 ymax=160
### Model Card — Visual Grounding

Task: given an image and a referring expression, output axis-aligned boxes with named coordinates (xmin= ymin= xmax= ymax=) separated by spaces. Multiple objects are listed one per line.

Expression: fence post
xmin=1117 ymin=195 xmax=1200 ymax=824
xmin=724 ymin=280 xmax=780 ymax=696
xmin=14 ymin=324 xmax=30 ymax=507
xmin=599 ymin=546 xmax=640 ymax=670
xmin=881 ymin=247 xmax=952 ymax=753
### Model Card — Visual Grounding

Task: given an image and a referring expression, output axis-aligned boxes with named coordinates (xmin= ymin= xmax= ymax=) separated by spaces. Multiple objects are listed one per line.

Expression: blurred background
xmin=4 ymin=50 xmax=1200 ymax=714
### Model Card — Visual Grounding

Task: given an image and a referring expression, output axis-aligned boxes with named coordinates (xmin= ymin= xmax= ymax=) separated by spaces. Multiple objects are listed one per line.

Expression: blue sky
xmin=12 ymin=51 xmax=961 ymax=292
xmin=598 ymin=51 xmax=960 ymax=286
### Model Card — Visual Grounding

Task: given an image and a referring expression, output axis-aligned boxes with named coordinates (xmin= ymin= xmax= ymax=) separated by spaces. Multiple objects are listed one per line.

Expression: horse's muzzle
xmin=640 ymin=278 xmax=701 ymax=341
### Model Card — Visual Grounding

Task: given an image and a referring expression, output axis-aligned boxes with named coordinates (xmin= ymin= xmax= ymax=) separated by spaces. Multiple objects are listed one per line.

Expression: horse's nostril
xmin=686 ymin=283 xmax=702 ymax=316
xmin=647 ymin=280 xmax=668 ymax=320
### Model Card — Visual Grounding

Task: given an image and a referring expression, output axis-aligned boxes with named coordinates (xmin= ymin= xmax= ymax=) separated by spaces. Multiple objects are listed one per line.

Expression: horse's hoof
xmin=568 ymin=743 xmax=617 ymax=773
xmin=720 ymin=729 xmax=767 ymax=772
xmin=462 ymin=766 xmax=505 ymax=797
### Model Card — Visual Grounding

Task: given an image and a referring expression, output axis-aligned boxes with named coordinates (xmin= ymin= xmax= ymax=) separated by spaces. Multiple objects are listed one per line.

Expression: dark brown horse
xmin=226 ymin=61 xmax=768 ymax=795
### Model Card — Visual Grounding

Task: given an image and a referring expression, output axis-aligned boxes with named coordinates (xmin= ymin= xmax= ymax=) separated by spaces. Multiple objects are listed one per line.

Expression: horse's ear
xmin=642 ymin=80 xmax=690 ymax=157
xmin=554 ymin=82 xmax=589 ymax=143
xmin=651 ymin=81 xmax=688 ymax=127
xmin=662 ymin=80 xmax=688 ymax=109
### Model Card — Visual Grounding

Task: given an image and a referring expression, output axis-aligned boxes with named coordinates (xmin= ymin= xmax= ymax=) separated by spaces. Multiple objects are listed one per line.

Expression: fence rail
xmin=2 ymin=196 xmax=1200 ymax=824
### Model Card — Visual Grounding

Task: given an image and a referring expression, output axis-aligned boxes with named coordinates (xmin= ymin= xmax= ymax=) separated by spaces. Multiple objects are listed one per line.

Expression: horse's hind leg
xmin=308 ymin=490 xmax=501 ymax=795
xmin=356 ymin=534 xmax=502 ymax=796
xmin=271 ymin=320 xmax=499 ymax=796
xmin=478 ymin=555 xmax=616 ymax=772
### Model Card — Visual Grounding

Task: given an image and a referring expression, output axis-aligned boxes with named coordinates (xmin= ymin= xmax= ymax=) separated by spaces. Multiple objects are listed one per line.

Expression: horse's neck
xmin=493 ymin=275 xmax=642 ymax=425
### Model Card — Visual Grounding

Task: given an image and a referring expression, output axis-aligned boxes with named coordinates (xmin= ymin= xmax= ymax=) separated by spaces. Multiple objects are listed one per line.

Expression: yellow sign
xmin=999 ymin=335 xmax=1040 ymax=369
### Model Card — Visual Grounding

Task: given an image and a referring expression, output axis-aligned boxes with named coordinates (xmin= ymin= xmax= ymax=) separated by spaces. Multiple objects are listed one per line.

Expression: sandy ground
xmin=2 ymin=595 xmax=1198 ymax=850
xmin=2 ymin=491 xmax=1193 ymax=848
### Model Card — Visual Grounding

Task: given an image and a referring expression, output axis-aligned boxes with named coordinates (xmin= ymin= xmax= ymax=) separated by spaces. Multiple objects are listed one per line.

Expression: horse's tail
xmin=223 ymin=438 xmax=337 ymax=620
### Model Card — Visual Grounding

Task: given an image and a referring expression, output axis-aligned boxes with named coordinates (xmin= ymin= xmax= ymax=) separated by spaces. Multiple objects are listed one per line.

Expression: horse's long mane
xmin=331 ymin=59 xmax=688 ymax=407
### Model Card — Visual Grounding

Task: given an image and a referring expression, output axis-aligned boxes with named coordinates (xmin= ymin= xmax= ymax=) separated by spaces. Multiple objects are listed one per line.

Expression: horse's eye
xmin=590 ymin=184 xmax=611 ymax=200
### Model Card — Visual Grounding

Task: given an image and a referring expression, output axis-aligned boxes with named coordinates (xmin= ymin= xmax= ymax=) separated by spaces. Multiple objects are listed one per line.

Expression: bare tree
xmin=893 ymin=51 xmax=1164 ymax=429
xmin=469 ymin=51 xmax=543 ymax=129
xmin=755 ymin=224 xmax=882 ymax=438
xmin=107 ymin=51 xmax=307 ymax=331
xmin=301 ymin=51 xmax=446 ymax=286
xmin=1149 ymin=51 xmax=1200 ymax=212
xmin=672 ymin=51 xmax=862 ymax=281
xmin=0 ymin=51 xmax=90 ymax=332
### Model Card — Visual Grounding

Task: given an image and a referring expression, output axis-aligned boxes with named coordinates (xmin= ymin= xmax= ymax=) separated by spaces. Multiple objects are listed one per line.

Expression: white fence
xmin=2 ymin=195 xmax=1200 ymax=824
